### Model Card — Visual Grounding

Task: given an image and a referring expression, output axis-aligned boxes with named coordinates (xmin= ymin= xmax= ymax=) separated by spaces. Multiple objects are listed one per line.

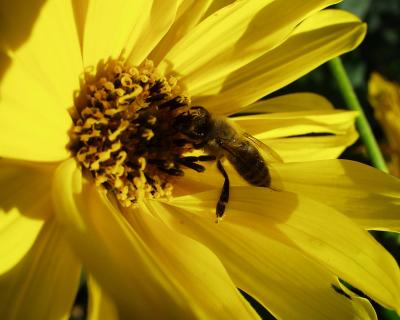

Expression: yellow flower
xmin=369 ymin=72 xmax=400 ymax=177
xmin=2 ymin=1 xmax=400 ymax=319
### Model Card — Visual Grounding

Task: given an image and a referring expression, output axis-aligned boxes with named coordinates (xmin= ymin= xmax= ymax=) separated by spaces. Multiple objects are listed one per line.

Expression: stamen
xmin=142 ymin=128 xmax=154 ymax=141
xmin=69 ymin=58 xmax=199 ymax=207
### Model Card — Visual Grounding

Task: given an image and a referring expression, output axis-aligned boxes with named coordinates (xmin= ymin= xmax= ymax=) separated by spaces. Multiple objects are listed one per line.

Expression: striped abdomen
xmin=223 ymin=138 xmax=271 ymax=187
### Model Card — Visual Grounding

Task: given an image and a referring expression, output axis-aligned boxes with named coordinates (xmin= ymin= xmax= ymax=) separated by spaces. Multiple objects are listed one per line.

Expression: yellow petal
xmin=0 ymin=0 xmax=81 ymax=161
xmin=149 ymin=0 xmax=214 ymax=64
xmin=0 ymin=0 xmax=82 ymax=94
xmin=194 ymin=9 xmax=366 ymax=114
xmin=0 ymin=218 xmax=81 ymax=320
xmin=266 ymin=128 xmax=358 ymax=162
xmin=0 ymin=160 xmax=54 ymax=273
xmin=241 ymin=92 xmax=335 ymax=113
xmin=155 ymin=193 xmax=377 ymax=319
xmin=82 ymin=0 xmax=151 ymax=68
xmin=161 ymin=0 xmax=338 ymax=95
xmin=126 ymin=0 xmax=181 ymax=66
xmin=202 ymin=0 xmax=235 ymax=19
xmin=52 ymin=159 xmax=258 ymax=319
xmin=232 ymin=109 xmax=358 ymax=140
xmin=273 ymin=159 xmax=400 ymax=232
xmin=53 ymin=159 xmax=188 ymax=317
xmin=87 ymin=276 xmax=119 ymax=320
xmin=126 ymin=203 xmax=259 ymax=319
xmin=237 ymin=187 xmax=400 ymax=312
xmin=83 ymin=0 xmax=180 ymax=68
xmin=228 ymin=95 xmax=359 ymax=162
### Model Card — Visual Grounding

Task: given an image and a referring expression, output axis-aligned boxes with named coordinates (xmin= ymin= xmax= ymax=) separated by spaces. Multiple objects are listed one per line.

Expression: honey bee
xmin=174 ymin=106 xmax=281 ymax=220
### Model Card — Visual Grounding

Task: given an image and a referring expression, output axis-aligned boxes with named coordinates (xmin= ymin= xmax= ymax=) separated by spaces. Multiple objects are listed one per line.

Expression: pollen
xmin=69 ymin=58 xmax=198 ymax=207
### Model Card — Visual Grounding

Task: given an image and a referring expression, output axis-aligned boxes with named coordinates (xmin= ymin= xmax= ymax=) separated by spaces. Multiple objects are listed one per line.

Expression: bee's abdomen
xmin=226 ymin=140 xmax=271 ymax=187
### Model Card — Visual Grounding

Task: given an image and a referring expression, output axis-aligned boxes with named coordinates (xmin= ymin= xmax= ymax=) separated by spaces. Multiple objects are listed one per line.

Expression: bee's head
xmin=174 ymin=106 xmax=212 ymax=140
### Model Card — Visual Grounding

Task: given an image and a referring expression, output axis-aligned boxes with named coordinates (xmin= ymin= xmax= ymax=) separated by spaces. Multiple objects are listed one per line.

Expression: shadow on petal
xmin=0 ymin=0 xmax=46 ymax=82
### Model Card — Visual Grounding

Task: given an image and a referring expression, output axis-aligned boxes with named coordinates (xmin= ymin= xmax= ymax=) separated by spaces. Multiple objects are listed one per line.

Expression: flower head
xmin=1 ymin=1 xmax=400 ymax=319
xmin=369 ymin=72 xmax=400 ymax=177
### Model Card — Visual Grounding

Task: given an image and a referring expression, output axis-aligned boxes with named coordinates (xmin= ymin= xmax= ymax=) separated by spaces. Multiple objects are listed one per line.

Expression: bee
xmin=174 ymin=106 xmax=281 ymax=220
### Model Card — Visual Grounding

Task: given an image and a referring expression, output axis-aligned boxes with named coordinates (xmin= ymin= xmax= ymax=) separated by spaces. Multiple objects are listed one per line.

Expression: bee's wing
xmin=242 ymin=132 xmax=283 ymax=164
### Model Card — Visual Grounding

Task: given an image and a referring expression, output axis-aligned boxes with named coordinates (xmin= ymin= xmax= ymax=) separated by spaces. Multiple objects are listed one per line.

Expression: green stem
xmin=330 ymin=58 xmax=399 ymax=320
xmin=328 ymin=57 xmax=388 ymax=173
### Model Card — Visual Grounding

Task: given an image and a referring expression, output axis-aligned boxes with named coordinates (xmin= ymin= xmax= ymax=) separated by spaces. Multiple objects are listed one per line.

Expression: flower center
xmin=69 ymin=59 xmax=204 ymax=207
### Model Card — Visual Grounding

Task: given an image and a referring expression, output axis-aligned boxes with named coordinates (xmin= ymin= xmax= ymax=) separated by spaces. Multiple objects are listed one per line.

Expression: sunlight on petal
xmin=0 ymin=160 xmax=54 ymax=273
xmin=53 ymin=159 xmax=250 ymax=318
xmin=194 ymin=9 xmax=366 ymax=115
xmin=0 ymin=0 xmax=80 ymax=161
xmin=154 ymin=194 xmax=377 ymax=319
xmin=0 ymin=218 xmax=81 ymax=320
xmin=82 ymin=0 xmax=151 ymax=68
xmin=164 ymin=187 xmax=400 ymax=313
xmin=161 ymin=0 xmax=338 ymax=96
xmin=126 ymin=0 xmax=181 ymax=66
xmin=149 ymin=0 xmax=213 ymax=64
xmin=87 ymin=275 xmax=119 ymax=320
xmin=0 ymin=1 xmax=386 ymax=320
xmin=0 ymin=0 xmax=82 ymax=104
xmin=266 ymin=128 xmax=358 ymax=162
xmin=124 ymin=202 xmax=259 ymax=319
xmin=241 ymin=93 xmax=335 ymax=113
xmin=201 ymin=0 xmax=234 ymax=19
xmin=273 ymin=160 xmax=400 ymax=232
xmin=232 ymin=109 xmax=358 ymax=140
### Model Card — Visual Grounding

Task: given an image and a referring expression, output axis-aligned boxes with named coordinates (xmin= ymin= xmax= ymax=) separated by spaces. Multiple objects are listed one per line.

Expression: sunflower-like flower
xmin=1 ymin=1 xmax=400 ymax=319
xmin=369 ymin=72 xmax=400 ymax=177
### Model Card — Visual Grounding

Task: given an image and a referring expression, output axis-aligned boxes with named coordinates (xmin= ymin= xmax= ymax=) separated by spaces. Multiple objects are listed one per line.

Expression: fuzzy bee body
xmin=174 ymin=106 xmax=276 ymax=219
xmin=206 ymin=118 xmax=271 ymax=188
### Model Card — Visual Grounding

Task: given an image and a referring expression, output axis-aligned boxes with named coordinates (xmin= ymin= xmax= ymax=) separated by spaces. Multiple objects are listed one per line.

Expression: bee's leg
xmin=159 ymin=96 xmax=187 ymax=110
xmin=198 ymin=155 xmax=217 ymax=161
xmin=178 ymin=155 xmax=216 ymax=162
xmin=216 ymin=160 xmax=229 ymax=221
xmin=177 ymin=158 xmax=205 ymax=172
xmin=176 ymin=155 xmax=216 ymax=172
xmin=158 ymin=167 xmax=184 ymax=176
